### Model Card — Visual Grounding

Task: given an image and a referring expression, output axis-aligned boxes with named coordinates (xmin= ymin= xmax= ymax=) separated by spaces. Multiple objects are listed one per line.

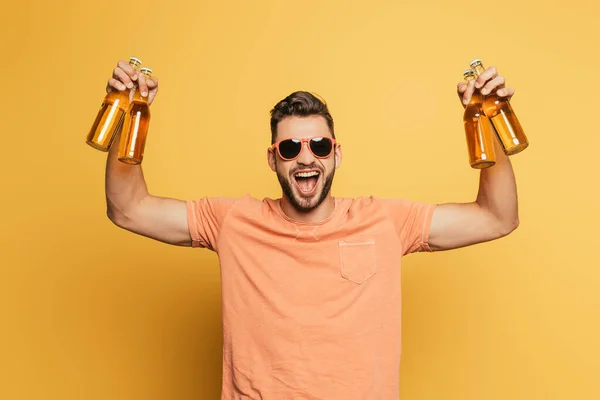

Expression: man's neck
xmin=279 ymin=195 xmax=335 ymax=223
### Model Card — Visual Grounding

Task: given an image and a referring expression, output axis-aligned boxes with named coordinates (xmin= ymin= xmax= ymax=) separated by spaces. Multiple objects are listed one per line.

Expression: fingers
xmin=107 ymin=77 xmax=127 ymax=92
xmin=477 ymin=68 xmax=515 ymax=99
xmin=107 ymin=60 xmax=140 ymax=94
xmin=473 ymin=65 xmax=515 ymax=99
xmin=146 ymin=77 xmax=158 ymax=90
xmin=117 ymin=60 xmax=139 ymax=82
xmin=457 ymin=81 xmax=467 ymax=106
xmin=461 ymin=79 xmax=476 ymax=105
xmin=497 ymin=87 xmax=515 ymax=98
xmin=475 ymin=66 xmax=497 ymax=89
xmin=137 ymin=73 xmax=148 ymax=98
xmin=108 ymin=60 xmax=159 ymax=103
xmin=147 ymin=77 xmax=159 ymax=105
xmin=112 ymin=67 xmax=134 ymax=89
xmin=457 ymin=64 xmax=516 ymax=104
xmin=481 ymin=75 xmax=505 ymax=95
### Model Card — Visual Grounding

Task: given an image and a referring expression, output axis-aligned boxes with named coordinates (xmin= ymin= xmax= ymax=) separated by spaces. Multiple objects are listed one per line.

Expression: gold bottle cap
xmin=469 ymin=58 xmax=483 ymax=68
xmin=140 ymin=67 xmax=153 ymax=77
xmin=463 ymin=69 xmax=475 ymax=79
xmin=129 ymin=57 xmax=143 ymax=70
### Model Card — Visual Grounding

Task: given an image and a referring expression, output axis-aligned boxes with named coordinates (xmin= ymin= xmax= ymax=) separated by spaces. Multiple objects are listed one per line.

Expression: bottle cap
xmin=469 ymin=59 xmax=482 ymax=67
xmin=140 ymin=67 xmax=153 ymax=76
xmin=129 ymin=57 xmax=143 ymax=64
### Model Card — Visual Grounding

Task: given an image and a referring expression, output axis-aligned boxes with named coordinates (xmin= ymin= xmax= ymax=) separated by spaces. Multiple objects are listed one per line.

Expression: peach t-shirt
xmin=186 ymin=195 xmax=435 ymax=399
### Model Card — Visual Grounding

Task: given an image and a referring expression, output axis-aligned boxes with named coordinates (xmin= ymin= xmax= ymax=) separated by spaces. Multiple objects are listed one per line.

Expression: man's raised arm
xmin=103 ymin=60 xmax=191 ymax=247
xmin=429 ymin=65 xmax=520 ymax=251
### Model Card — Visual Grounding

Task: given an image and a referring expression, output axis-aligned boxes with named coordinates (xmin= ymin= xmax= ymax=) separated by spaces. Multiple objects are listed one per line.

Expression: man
xmin=104 ymin=60 xmax=519 ymax=399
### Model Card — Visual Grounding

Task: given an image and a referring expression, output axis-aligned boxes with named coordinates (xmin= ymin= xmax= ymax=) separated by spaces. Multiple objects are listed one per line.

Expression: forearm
xmin=475 ymin=138 xmax=519 ymax=232
xmin=105 ymin=130 xmax=149 ymax=223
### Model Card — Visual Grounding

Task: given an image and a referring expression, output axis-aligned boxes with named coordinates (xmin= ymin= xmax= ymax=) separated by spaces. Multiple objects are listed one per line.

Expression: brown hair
xmin=270 ymin=91 xmax=335 ymax=144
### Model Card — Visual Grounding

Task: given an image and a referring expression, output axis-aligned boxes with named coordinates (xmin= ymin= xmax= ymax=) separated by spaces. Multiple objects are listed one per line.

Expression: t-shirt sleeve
xmin=379 ymin=198 xmax=437 ymax=255
xmin=186 ymin=197 xmax=237 ymax=251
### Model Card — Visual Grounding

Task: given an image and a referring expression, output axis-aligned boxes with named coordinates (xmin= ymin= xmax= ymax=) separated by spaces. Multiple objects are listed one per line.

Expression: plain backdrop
xmin=1 ymin=0 xmax=599 ymax=399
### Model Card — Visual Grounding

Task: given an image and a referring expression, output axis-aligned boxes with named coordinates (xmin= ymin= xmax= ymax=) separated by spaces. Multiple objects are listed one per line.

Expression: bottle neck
xmin=132 ymin=86 xmax=148 ymax=103
xmin=129 ymin=59 xmax=142 ymax=71
xmin=473 ymin=64 xmax=499 ymax=100
xmin=465 ymin=77 xmax=482 ymax=104
xmin=133 ymin=68 xmax=151 ymax=103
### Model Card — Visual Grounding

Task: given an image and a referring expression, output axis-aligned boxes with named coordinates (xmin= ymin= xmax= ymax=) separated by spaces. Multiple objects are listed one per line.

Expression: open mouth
xmin=293 ymin=170 xmax=321 ymax=196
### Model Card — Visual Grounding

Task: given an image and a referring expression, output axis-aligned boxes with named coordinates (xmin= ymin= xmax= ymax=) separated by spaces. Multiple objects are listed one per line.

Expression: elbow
xmin=107 ymin=207 xmax=126 ymax=228
xmin=106 ymin=204 xmax=133 ymax=230
xmin=498 ymin=217 xmax=519 ymax=237
xmin=106 ymin=195 xmax=139 ymax=229
xmin=106 ymin=196 xmax=146 ymax=231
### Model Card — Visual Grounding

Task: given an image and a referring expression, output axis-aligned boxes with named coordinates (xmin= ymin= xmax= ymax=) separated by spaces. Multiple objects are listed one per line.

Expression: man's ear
xmin=267 ymin=148 xmax=276 ymax=172
xmin=334 ymin=144 xmax=342 ymax=169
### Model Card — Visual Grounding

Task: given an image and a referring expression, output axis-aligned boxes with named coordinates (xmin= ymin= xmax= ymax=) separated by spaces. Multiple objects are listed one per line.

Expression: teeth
xmin=295 ymin=171 xmax=319 ymax=178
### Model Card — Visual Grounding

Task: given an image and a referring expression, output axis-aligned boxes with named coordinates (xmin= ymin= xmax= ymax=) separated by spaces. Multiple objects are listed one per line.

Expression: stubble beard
xmin=276 ymin=163 xmax=335 ymax=213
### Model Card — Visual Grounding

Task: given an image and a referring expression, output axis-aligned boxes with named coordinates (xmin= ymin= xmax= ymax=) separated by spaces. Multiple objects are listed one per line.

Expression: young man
xmin=104 ymin=60 xmax=519 ymax=399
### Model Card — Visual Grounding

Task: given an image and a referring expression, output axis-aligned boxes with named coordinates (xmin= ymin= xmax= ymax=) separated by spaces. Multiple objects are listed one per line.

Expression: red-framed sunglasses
xmin=271 ymin=137 xmax=337 ymax=161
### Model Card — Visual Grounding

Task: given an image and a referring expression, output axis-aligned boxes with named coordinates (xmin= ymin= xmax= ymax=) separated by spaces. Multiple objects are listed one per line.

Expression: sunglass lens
xmin=279 ymin=139 xmax=302 ymax=160
xmin=310 ymin=137 xmax=333 ymax=157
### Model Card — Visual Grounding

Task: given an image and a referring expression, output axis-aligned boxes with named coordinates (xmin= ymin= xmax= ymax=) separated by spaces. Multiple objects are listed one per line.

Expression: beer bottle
xmin=118 ymin=67 xmax=152 ymax=165
xmin=470 ymin=59 xmax=529 ymax=155
xmin=86 ymin=57 xmax=142 ymax=151
xmin=463 ymin=69 xmax=497 ymax=169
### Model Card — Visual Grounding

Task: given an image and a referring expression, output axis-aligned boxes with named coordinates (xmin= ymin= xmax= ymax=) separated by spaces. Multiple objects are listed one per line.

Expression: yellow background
xmin=1 ymin=0 xmax=598 ymax=399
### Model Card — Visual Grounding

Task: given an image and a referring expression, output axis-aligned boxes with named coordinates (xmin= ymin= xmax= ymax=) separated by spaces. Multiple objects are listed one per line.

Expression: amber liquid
xmin=471 ymin=61 xmax=529 ymax=156
xmin=463 ymin=92 xmax=496 ymax=169
xmin=484 ymin=97 xmax=529 ymax=156
xmin=86 ymin=91 xmax=129 ymax=151
xmin=118 ymin=99 xmax=150 ymax=165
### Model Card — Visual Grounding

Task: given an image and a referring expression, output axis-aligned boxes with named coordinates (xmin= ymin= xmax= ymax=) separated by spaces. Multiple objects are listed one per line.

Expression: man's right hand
xmin=106 ymin=60 xmax=159 ymax=105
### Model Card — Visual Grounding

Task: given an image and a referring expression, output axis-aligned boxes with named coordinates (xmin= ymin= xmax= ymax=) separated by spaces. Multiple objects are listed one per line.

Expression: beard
xmin=276 ymin=162 xmax=335 ymax=213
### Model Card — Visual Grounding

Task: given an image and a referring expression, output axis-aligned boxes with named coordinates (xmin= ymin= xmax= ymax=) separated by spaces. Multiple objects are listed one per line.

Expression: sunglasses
xmin=271 ymin=137 xmax=337 ymax=161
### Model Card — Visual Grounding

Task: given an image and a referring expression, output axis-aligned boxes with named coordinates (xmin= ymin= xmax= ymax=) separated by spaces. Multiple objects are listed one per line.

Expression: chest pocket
xmin=338 ymin=238 xmax=377 ymax=284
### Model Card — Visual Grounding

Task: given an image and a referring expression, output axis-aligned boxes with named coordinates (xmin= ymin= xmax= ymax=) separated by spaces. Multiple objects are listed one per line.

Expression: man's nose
xmin=296 ymin=142 xmax=314 ymax=165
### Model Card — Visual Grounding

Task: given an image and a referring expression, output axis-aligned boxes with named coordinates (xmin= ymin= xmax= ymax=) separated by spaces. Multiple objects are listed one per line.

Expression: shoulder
xmin=334 ymin=196 xmax=391 ymax=218
xmin=187 ymin=194 xmax=262 ymax=216
xmin=341 ymin=196 xmax=432 ymax=219
xmin=225 ymin=195 xmax=282 ymax=218
xmin=341 ymin=196 xmax=407 ymax=211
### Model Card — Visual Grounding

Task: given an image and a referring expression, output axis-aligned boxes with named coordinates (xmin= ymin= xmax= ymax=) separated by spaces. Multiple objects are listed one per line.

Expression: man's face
xmin=268 ymin=116 xmax=342 ymax=212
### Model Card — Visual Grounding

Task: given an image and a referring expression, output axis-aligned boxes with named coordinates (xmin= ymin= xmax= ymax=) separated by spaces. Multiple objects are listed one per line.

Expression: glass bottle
xmin=470 ymin=59 xmax=529 ymax=156
xmin=463 ymin=69 xmax=496 ymax=169
xmin=86 ymin=57 xmax=143 ymax=151
xmin=118 ymin=67 xmax=152 ymax=165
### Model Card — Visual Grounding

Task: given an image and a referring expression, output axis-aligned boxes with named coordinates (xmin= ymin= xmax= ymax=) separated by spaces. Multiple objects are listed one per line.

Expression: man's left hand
xmin=456 ymin=66 xmax=516 ymax=107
